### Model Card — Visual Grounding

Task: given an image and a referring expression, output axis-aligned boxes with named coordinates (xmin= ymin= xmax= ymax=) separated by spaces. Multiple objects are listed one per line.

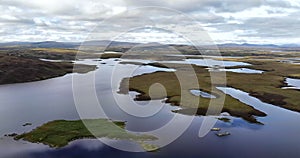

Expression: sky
xmin=1 ymin=0 xmax=300 ymax=44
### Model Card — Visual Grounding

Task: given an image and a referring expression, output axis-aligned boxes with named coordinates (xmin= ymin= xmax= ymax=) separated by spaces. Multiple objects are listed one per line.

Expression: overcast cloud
xmin=0 ymin=0 xmax=300 ymax=44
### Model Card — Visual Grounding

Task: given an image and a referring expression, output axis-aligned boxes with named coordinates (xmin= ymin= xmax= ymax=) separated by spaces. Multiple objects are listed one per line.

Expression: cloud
xmin=125 ymin=0 xmax=263 ymax=12
xmin=0 ymin=0 xmax=299 ymax=44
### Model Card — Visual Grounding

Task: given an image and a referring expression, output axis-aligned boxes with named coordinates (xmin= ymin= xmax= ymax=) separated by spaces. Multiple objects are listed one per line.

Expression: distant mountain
xmin=0 ymin=41 xmax=79 ymax=48
xmin=217 ymin=43 xmax=280 ymax=48
xmin=0 ymin=40 xmax=141 ymax=48
xmin=217 ymin=43 xmax=300 ymax=48
xmin=280 ymin=44 xmax=300 ymax=48
xmin=81 ymin=40 xmax=139 ymax=47
xmin=0 ymin=41 xmax=299 ymax=49
xmin=0 ymin=41 xmax=32 ymax=47
xmin=31 ymin=41 xmax=80 ymax=48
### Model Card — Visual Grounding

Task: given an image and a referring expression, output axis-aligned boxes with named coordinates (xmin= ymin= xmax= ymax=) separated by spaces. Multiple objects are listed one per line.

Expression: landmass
xmin=0 ymin=54 xmax=96 ymax=85
xmin=0 ymin=48 xmax=97 ymax=85
xmin=118 ymin=50 xmax=300 ymax=123
xmin=214 ymin=57 xmax=300 ymax=111
xmin=14 ymin=119 xmax=159 ymax=151
xmin=120 ymin=69 xmax=267 ymax=124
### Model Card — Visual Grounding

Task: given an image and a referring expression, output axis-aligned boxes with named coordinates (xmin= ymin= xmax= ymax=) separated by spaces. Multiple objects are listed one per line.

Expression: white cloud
xmin=215 ymin=5 xmax=298 ymax=20
xmin=0 ymin=0 xmax=300 ymax=44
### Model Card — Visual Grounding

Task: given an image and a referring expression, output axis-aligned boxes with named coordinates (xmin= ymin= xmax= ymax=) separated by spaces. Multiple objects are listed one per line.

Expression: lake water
xmin=155 ymin=58 xmax=251 ymax=67
xmin=282 ymin=78 xmax=300 ymax=90
xmin=190 ymin=89 xmax=216 ymax=98
xmin=0 ymin=58 xmax=300 ymax=158
xmin=279 ymin=58 xmax=300 ymax=65
xmin=207 ymin=68 xmax=264 ymax=74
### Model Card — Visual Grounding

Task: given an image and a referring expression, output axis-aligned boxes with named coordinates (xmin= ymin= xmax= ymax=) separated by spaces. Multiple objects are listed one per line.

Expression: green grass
xmin=15 ymin=119 xmax=158 ymax=151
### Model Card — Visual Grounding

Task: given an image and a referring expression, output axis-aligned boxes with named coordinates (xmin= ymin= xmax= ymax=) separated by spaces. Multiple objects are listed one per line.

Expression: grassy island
xmin=14 ymin=119 xmax=159 ymax=151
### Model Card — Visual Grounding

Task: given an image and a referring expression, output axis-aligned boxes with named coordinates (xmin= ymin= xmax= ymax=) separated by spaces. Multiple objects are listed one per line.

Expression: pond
xmin=279 ymin=58 xmax=300 ymax=65
xmin=207 ymin=67 xmax=264 ymax=74
xmin=186 ymin=59 xmax=251 ymax=67
xmin=282 ymin=78 xmax=300 ymax=90
xmin=157 ymin=58 xmax=251 ymax=67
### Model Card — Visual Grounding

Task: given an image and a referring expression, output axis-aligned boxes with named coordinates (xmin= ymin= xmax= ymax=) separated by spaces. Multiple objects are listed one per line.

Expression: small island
xmin=14 ymin=119 xmax=159 ymax=152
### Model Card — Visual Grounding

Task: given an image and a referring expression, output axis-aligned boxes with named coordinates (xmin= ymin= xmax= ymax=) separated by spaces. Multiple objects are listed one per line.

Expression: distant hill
xmin=0 ymin=41 xmax=299 ymax=49
xmin=0 ymin=42 xmax=32 ymax=47
xmin=82 ymin=40 xmax=139 ymax=46
xmin=217 ymin=43 xmax=280 ymax=48
xmin=0 ymin=40 xmax=140 ymax=49
xmin=0 ymin=41 xmax=79 ymax=48
xmin=217 ymin=43 xmax=300 ymax=48
xmin=31 ymin=41 xmax=80 ymax=48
